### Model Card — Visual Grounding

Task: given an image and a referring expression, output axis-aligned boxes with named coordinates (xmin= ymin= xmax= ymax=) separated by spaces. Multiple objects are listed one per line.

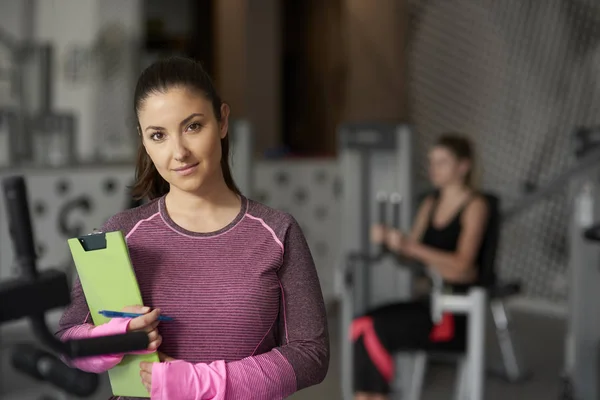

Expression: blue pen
xmin=99 ymin=310 xmax=174 ymax=322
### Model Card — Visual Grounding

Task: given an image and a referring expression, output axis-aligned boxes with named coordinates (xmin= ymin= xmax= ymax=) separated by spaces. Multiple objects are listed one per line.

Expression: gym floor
xmin=0 ymin=304 xmax=564 ymax=400
xmin=291 ymin=302 xmax=565 ymax=400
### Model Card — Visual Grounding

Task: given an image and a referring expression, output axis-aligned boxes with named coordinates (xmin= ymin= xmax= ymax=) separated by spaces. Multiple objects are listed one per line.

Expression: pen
xmin=98 ymin=310 xmax=174 ymax=322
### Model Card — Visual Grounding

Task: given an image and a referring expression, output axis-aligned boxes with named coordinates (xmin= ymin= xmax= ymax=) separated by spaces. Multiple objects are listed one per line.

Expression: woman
xmin=56 ymin=57 xmax=329 ymax=400
xmin=352 ymin=135 xmax=489 ymax=400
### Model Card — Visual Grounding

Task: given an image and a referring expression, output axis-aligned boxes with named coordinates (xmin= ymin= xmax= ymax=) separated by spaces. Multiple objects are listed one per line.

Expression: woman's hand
xmin=158 ymin=352 xmax=175 ymax=362
xmin=122 ymin=305 xmax=162 ymax=351
xmin=140 ymin=352 xmax=176 ymax=393
xmin=370 ymin=224 xmax=387 ymax=245
xmin=386 ymin=229 xmax=418 ymax=258
xmin=385 ymin=229 xmax=406 ymax=253
xmin=140 ymin=361 xmax=153 ymax=394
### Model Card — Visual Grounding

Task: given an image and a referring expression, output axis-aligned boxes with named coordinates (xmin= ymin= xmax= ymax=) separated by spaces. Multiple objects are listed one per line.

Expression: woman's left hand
xmin=140 ymin=352 xmax=176 ymax=393
xmin=385 ymin=229 xmax=406 ymax=253
xmin=158 ymin=352 xmax=176 ymax=362
xmin=386 ymin=229 xmax=417 ymax=257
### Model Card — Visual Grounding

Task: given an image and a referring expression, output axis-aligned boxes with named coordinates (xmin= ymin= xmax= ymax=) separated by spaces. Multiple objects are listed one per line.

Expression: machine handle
xmin=2 ymin=176 xmax=38 ymax=279
xmin=583 ymin=223 xmax=600 ymax=242
xmin=390 ymin=193 xmax=402 ymax=230
xmin=375 ymin=192 xmax=389 ymax=256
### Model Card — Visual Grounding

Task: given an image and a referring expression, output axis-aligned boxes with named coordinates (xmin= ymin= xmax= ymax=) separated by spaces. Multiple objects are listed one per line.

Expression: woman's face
xmin=137 ymin=87 xmax=229 ymax=195
xmin=427 ymin=146 xmax=470 ymax=188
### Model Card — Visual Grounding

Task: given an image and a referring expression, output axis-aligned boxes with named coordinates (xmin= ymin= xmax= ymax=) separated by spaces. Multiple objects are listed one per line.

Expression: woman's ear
xmin=219 ymin=103 xmax=230 ymax=139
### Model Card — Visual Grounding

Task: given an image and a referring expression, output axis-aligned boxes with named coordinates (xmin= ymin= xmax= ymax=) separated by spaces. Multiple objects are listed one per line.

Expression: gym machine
xmin=0 ymin=26 xmax=76 ymax=167
xmin=559 ymin=126 xmax=600 ymax=400
xmin=344 ymin=188 xmax=488 ymax=400
xmin=489 ymin=126 xmax=600 ymax=399
xmin=337 ymin=122 xmax=416 ymax=399
xmin=0 ymin=176 xmax=149 ymax=397
xmin=337 ymin=123 xmax=523 ymax=399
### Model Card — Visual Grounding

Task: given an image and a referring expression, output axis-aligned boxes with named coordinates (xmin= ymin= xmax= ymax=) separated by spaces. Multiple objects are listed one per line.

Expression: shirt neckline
xmin=158 ymin=194 xmax=248 ymax=238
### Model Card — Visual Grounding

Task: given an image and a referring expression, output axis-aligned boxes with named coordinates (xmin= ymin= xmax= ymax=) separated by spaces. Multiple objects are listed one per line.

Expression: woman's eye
xmin=150 ymin=132 xmax=165 ymax=141
xmin=187 ymin=122 xmax=203 ymax=132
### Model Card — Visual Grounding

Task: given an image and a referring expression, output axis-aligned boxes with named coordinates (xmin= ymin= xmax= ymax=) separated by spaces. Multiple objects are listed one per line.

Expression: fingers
xmin=148 ymin=334 xmax=162 ymax=351
xmin=147 ymin=330 xmax=162 ymax=351
xmin=370 ymin=225 xmax=386 ymax=244
xmin=127 ymin=308 xmax=161 ymax=332
xmin=386 ymin=230 xmax=404 ymax=252
xmin=119 ymin=306 xmax=164 ymax=354
xmin=147 ymin=329 xmax=160 ymax=343
xmin=122 ymin=305 xmax=150 ymax=313
xmin=158 ymin=352 xmax=175 ymax=362
xmin=144 ymin=321 xmax=159 ymax=333
xmin=140 ymin=368 xmax=152 ymax=393
xmin=140 ymin=361 xmax=153 ymax=373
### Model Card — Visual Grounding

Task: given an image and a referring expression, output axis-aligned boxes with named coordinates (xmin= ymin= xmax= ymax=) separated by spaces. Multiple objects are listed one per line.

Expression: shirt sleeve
xmin=59 ymin=314 xmax=131 ymax=373
xmin=150 ymin=216 xmax=330 ymax=400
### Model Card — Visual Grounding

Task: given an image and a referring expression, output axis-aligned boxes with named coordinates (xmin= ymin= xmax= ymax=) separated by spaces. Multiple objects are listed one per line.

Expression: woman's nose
xmin=172 ymin=138 xmax=191 ymax=161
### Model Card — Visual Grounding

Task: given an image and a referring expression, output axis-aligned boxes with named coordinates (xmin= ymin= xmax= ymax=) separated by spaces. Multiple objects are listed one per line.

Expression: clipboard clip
xmin=77 ymin=230 xmax=107 ymax=251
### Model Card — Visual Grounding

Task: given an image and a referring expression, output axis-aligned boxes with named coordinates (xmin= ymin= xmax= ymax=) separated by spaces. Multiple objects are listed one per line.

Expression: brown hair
xmin=435 ymin=133 xmax=476 ymax=187
xmin=131 ymin=56 xmax=240 ymax=200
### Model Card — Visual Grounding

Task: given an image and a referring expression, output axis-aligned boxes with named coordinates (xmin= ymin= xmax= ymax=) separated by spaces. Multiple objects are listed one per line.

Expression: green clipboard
xmin=68 ymin=230 xmax=159 ymax=398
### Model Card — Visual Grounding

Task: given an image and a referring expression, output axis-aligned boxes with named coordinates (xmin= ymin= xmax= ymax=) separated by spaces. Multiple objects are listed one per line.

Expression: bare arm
xmin=405 ymin=197 xmax=489 ymax=281
xmin=409 ymin=196 xmax=435 ymax=242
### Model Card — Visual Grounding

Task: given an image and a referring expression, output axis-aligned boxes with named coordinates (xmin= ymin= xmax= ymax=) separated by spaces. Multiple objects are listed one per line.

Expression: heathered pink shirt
xmin=56 ymin=195 xmax=330 ymax=399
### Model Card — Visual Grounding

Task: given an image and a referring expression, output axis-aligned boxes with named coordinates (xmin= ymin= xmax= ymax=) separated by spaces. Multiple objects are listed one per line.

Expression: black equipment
xmin=0 ymin=175 xmax=148 ymax=397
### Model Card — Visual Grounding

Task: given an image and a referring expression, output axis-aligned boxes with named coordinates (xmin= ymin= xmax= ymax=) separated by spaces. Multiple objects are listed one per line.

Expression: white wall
xmin=0 ymin=0 xmax=34 ymax=108
xmin=0 ymin=0 xmax=31 ymax=39
xmin=92 ymin=0 xmax=143 ymax=162
xmin=34 ymin=0 xmax=142 ymax=162
xmin=34 ymin=0 xmax=98 ymax=160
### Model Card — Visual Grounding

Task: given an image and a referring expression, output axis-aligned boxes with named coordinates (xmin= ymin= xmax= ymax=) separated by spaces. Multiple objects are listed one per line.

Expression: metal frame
xmin=562 ymin=172 xmax=600 ymax=400
xmin=490 ymin=298 xmax=528 ymax=382
xmin=405 ymin=282 xmax=487 ymax=400
xmin=1 ymin=24 xmax=78 ymax=167
xmin=337 ymin=122 xmax=414 ymax=399
xmin=338 ymin=123 xmax=490 ymax=399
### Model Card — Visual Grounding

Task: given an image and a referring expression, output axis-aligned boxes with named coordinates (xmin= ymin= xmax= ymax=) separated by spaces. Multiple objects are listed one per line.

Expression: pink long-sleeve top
xmin=55 ymin=195 xmax=330 ymax=399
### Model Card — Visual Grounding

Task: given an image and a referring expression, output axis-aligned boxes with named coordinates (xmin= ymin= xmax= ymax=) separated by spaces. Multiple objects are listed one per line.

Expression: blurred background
xmin=1 ymin=0 xmax=600 ymax=399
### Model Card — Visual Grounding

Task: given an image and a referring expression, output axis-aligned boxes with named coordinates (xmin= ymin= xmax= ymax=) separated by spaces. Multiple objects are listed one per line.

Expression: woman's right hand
xmin=370 ymin=224 xmax=387 ymax=245
xmin=385 ymin=229 xmax=405 ymax=253
xmin=122 ymin=305 xmax=162 ymax=351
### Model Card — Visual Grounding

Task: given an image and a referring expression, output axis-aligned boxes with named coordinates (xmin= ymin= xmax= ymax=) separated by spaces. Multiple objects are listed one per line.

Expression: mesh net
xmin=407 ymin=0 xmax=600 ymax=303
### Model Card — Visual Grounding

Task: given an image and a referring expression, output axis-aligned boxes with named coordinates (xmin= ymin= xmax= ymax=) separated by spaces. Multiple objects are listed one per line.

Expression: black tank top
xmin=421 ymin=191 xmax=482 ymax=293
